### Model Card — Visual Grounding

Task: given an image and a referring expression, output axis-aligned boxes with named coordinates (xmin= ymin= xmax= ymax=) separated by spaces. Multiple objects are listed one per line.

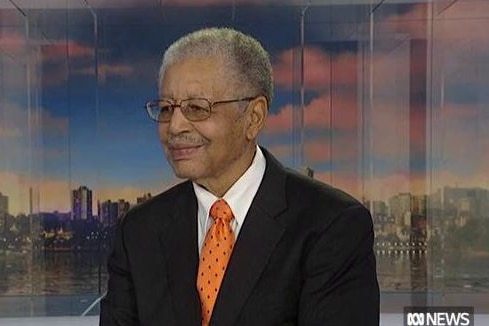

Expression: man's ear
xmin=246 ymin=95 xmax=268 ymax=140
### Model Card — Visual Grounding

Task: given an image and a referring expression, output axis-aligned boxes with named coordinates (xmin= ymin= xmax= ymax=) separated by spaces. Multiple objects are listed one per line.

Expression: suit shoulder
xmin=281 ymin=168 xmax=372 ymax=236
xmin=121 ymin=180 xmax=191 ymax=226
xmin=284 ymin=167 xmax=365 ymax=214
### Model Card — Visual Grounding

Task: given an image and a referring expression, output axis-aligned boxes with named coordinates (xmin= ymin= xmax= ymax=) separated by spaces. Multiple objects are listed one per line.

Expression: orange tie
xmin=197 ymin=199 xmax=236 ymax=326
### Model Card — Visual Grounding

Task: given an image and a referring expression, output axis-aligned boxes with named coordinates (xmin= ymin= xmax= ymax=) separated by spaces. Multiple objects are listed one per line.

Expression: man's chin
xmin=170 ymin=162 xmax=202 ymax=180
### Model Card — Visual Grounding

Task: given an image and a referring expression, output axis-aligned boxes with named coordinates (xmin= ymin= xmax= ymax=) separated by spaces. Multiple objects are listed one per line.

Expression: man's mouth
xmin=168 ymin=144 xmax=204 ymax=160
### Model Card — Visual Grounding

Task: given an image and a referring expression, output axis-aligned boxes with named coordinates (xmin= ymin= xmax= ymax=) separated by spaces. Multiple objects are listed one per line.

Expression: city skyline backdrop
xmin=3 ymin=182 xmax=489 ymax=220
xmin=1 ymin=1 xmax=488 ymax=215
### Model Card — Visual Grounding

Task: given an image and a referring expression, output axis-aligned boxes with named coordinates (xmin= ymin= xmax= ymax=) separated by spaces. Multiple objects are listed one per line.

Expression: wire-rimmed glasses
xmin=145 ymin=96 xmax=258 ymax=122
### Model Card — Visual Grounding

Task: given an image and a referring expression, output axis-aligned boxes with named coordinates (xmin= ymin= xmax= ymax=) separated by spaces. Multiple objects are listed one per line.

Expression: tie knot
xmin=209 ymin=199 xmax=234 ymax=223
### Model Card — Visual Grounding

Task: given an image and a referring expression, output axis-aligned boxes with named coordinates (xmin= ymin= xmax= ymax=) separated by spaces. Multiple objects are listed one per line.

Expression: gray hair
xmin=159 ymin=27 xmax=273 ymax=106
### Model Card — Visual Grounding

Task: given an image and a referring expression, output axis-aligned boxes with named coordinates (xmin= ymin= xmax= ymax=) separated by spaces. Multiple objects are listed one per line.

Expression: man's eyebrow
xmin=161 ymin=94 xmax=210 ymax=100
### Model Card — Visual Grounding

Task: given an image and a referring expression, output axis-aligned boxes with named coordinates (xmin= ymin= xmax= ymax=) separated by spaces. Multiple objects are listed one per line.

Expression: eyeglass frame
xmin=144 ymin=95 xmax=262 ymax=123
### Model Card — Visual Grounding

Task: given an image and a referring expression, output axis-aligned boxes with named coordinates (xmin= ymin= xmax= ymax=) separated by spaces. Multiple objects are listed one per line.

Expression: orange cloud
xmin=41 ymin=41 xmax=93 ymax=61
xmin=432 ymin=106 xmax=489 ymax=178
xmin=435 ymin=1 xmax=489 ymax=53
xmin=306 ymin=135 xmax=358 ymax=164
xmin=99 ymin=63 xmax=133 ymax=77
xmin=365 ymin=98 xmax=412 ymax=157
xmin=0 ymin=31 xmax=26 ymax=56
xmin=381 ymin=2 xmax=489 ymax=61
xmin=265 ymin=97 xmax=489 ymax=198
xmin=38 ymin=40 xmax=96 ymax=85
xmin=73 ymin=63 xmax=135 ymax=84
xmin=305 ymin=140 xmax=332 ymax=162
xmin=264 ymin=103 xmax=293 ymax=133
xmin=265 ymin=93 xmax=358 ymax=134
xmin=273 ymin=47 xmax=358 ymax=91
xmin=266 ymin=143 xmax=292 ymax=159
xmin=378 ymin=3 xmax=428 ymax=40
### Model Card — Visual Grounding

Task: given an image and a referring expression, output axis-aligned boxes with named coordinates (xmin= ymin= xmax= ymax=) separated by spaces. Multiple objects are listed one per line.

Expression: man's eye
xmin=187 ymin=104 xmax=207 ymax=112
xmin=159 ymin=104 xmax=172 ymax=113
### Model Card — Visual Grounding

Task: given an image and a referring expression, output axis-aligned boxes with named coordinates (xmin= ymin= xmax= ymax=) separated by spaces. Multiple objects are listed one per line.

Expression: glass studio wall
xmin=1 ymin=0 xmax=488 ymax=318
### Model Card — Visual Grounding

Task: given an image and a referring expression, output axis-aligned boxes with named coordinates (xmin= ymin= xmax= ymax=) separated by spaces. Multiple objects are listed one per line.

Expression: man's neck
xmin=195 ymin=145 xmax=257 ymax=197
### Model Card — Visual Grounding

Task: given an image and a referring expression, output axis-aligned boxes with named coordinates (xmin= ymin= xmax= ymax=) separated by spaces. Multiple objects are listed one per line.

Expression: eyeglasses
xmin=145 ymin=96 xmax=258 ymax=122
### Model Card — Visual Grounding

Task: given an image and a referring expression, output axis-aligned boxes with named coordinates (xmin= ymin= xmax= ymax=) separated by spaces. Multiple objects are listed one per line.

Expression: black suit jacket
xmin=100 ymin=148 xmax=379 ymax=326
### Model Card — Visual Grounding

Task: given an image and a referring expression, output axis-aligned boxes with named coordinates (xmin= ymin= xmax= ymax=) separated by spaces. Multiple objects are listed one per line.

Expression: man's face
xmin=158 ymin=56 xmax=253 ymax=187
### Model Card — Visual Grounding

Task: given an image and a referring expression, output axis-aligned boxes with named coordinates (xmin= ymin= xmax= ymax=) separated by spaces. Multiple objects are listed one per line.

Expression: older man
xmin=100 ymin=27 xmax=379 ymax=326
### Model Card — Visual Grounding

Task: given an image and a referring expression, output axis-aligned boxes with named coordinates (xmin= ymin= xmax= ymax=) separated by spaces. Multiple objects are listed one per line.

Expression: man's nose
xmin=167 ymin=106 xmax=191 ymax=135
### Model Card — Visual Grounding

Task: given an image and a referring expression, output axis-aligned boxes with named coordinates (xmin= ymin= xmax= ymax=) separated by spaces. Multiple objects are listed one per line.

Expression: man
xmin=100 ymin=27 xmax=379 ymax=326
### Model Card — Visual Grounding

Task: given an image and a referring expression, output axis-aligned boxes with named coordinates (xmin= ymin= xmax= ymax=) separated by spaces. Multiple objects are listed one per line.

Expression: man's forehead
xmin=160 ymin=57 xmax=233 ymax=98
xmin=167 ymin=55 xmax=227 ymax=70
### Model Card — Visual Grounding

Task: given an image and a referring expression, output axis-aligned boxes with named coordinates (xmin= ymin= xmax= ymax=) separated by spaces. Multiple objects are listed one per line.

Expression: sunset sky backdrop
xmin=1 ymin=0 xmax=488 ymax=215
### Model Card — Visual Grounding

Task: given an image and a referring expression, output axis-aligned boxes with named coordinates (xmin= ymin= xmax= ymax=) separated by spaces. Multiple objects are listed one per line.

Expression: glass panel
xmin=362 ymin=1 xmax=432 ymax=310
xmin=431 ymin=0 xmax=489 ymax=310
xmin=0 ymin=1 xmax=44 ymax=315
xmin=0 ymin=0 xmax=101 ymax=316
xmin=299 ymin=3 xmax=371 ymax=201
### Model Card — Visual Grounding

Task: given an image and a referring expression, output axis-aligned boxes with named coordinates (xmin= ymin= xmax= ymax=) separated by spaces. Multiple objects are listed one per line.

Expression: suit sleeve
xmin=99 ymin=220 xmax=140 ymax=326
xmin=298 ymin=205 xmax=380 ymax=326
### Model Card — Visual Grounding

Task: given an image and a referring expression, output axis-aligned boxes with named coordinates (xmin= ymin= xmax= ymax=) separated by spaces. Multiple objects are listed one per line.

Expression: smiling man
xmin=158 ymin=54 xmax=264 ymax=197
xmin=100 ymin=27 xmax=379 ymax=326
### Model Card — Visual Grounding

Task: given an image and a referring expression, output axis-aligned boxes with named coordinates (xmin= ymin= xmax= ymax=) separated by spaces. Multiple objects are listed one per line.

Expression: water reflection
xmin=0 ymin=250 xmax=488 ymax=296
xmin=0 ymin=251 xmax=107 ymax=295
xmin=376 ymin=251 xmax=489 ymax=291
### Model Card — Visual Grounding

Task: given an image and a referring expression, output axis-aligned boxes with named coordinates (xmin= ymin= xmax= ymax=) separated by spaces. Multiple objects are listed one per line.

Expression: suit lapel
xmin=158 ymin=181 xmax=201 ymax=326
xmin=210 ymin=149 xmax=288 ymax=326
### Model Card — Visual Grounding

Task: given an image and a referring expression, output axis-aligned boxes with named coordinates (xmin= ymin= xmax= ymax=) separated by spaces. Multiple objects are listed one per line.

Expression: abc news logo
xmin=404 ymin=307 xmax=474 ymax=326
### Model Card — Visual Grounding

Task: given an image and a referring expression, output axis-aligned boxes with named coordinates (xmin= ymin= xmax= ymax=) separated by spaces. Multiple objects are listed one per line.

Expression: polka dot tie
xmin=197 ymin=199 xmax=236 ymax=326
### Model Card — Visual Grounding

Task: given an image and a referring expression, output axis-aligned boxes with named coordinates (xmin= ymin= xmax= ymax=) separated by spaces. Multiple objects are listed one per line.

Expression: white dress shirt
xmin=192 ymin=146 xmax=266 ymax=254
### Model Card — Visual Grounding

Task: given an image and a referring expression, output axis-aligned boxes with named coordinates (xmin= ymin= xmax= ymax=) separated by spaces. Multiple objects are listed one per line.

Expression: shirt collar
xmin=193 ymin=146 xmax=266 ymax=229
